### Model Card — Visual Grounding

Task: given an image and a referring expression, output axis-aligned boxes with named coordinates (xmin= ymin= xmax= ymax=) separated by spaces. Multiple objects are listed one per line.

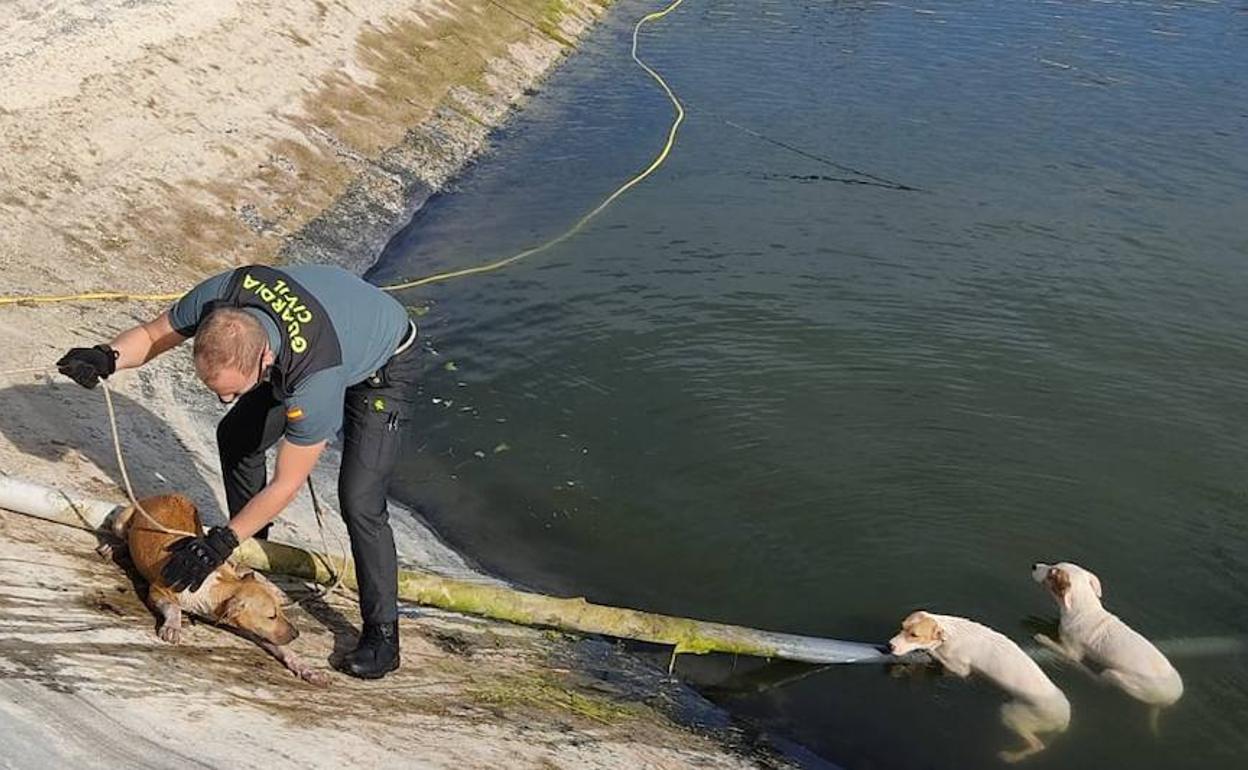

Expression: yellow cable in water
xmin=0 ymin=0 xmax=687 ymax=307
xmin=380 ymin=0 xmax=686 ymax=292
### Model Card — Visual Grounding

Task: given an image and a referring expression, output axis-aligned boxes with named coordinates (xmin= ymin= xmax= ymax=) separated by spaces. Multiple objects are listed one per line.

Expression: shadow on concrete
xmin=0 ymin=379 xmax=222 ymax=522
xmin=269 ymin=574 xmax=362 ymax=665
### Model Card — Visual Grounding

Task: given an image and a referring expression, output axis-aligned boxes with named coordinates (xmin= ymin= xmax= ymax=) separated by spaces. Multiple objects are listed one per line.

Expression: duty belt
xmin=393 ymin=319 xmax=418 ymax=357
xmin=363 ymin=320 xmax=418 ymax=387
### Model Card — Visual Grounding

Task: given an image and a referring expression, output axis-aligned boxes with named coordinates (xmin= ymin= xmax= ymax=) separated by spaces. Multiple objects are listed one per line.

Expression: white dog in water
xmin=889 ymin=611 xmax=1071 ymax=763
xmin=1032 ymin=561 xmax=1183 ymax=727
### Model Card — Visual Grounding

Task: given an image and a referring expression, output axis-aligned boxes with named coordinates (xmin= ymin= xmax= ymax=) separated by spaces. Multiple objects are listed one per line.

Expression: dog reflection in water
xmin=889 ymin=611 xmax=1070 ymax=763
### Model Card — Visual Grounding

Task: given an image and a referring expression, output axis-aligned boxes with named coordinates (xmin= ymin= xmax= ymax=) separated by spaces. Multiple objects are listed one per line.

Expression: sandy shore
xmin=0 ymin=1 xmax=776 ymax=766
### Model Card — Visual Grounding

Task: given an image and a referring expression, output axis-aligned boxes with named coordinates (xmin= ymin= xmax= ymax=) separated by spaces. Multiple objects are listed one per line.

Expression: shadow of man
xmin=276 ymin=581 xmax=362 ymax=665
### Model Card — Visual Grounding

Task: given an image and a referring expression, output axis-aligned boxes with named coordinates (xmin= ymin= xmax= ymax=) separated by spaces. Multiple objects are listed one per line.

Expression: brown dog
xmin=102 ymin=493 xmax=326 ymax=685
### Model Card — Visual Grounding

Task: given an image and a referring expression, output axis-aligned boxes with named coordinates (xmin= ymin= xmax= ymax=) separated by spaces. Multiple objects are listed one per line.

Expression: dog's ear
xmin=908 ymin=612 xmax=943 ymax=644
xmin=1086 ymin=569 xmax=1103 ymax=599
xmin=219 ymin=595 xmax=244 ymax=623
xmin=241 ymin=572 xmax=258 ymax=582
xmin=256 ymin=575 xmax=287 ymax=605
xmin=1048 ymin=567 xmax=1073 ymax=610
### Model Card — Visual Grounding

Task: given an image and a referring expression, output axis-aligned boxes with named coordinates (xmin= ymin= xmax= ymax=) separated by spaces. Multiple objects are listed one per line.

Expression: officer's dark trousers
xmin=216 ymin=343 xmax=416 ymax=626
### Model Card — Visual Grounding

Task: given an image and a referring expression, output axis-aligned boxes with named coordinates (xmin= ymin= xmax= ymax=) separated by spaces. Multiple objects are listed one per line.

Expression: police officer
xmin=57 ymin=264 xmax=417 ymax=679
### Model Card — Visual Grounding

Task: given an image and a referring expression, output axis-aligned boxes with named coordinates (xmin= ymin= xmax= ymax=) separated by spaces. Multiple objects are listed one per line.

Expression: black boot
xmin=338 ymin=620 xmax=400 ymax=679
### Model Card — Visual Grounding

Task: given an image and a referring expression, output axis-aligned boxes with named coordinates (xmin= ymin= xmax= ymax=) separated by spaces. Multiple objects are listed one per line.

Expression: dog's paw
xmin=998 ymin=749 xmax=1026 ymax=764
xmin=158 ymin=625 xmax=182 ymax=644
xmin=298 ymin=667 xmax=331 ymax=687
xmin=1033 ymin=633 xmax=1062 ymax=649
xmin=886 ymin=661 xmax=938 ymax=679
xmin=96 ymin=541 xmax=132 ymax=566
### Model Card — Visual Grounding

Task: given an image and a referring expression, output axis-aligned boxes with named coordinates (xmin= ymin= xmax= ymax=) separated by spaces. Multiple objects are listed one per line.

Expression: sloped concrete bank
xmin=0 ymin=1 xmax=799 ymax=767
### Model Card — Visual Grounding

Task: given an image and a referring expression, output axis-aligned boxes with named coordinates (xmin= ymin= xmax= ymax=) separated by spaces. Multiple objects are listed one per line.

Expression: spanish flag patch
xmin=286 ymin=406 xmax=305 ymax=422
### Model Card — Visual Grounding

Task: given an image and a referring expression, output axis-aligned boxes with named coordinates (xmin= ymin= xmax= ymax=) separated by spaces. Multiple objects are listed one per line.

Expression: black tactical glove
xmin=56 ymin=344 xmax=118 ymax=389
xmin=161 ymin=526 xmax=239 ymax=592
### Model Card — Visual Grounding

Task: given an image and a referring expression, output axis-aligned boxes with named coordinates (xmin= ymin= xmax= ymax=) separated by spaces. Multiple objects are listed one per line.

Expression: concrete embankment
xmin=0 ymin=1 xmax=786 ymax=767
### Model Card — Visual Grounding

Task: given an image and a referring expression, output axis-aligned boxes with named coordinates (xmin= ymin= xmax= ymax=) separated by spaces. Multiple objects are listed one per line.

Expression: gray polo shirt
xmin=170 ymin=265 xmax=410 ymax=445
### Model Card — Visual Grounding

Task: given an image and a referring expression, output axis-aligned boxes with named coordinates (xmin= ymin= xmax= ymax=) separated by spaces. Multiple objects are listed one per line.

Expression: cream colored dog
xmin=890 ymin=611 xmax=1071 ymax=763
xmin=1032 ymin=562 xmax=1182 ymax=723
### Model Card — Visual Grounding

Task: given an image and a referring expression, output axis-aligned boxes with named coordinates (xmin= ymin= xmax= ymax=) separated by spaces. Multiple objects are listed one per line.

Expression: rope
xmin=0 ymin=366 xmax=61 ymax=376
xmin=297 ymin=476 xmax=351 ymax=607
xmin=100 ymin=381 xmax=197 ymax=538
xmin=323 ymin=0 xmax=686 ymax=293
xmin=0 ymin=362 xmax=198 ymax=538
xmin=721 ymin=118 xmax=922 ymax=192
xmin=0 ymin=364 xmax=190 ymax=536
xmin=0 ymin=0 xmax=689 ymax=306
xmin=0 ymin=290 xmax=187 ymax=308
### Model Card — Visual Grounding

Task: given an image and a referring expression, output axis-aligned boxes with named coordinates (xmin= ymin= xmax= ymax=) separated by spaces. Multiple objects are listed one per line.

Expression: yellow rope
xmin=0 ymin=290 xmax=188 ymax=307
xmin=0 ymin=0 xmax=688 ymax=307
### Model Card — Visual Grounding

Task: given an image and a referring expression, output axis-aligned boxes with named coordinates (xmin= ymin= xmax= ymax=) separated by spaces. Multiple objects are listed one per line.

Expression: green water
xmin=371 ymin=1 xmax=1248 ymax=766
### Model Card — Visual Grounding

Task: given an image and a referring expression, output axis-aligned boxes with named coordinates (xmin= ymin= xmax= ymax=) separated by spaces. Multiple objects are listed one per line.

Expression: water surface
xmin=370 ymin=1 xmax=1248 ymax=766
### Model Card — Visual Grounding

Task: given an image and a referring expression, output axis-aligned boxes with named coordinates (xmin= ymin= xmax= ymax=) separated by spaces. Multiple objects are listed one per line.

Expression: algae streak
xmin=235 ymin=538 xmax=783 ymax=660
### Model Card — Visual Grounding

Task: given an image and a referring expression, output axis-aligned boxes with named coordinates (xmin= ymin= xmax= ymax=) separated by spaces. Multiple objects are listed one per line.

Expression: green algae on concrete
xmin=468 ymin=671 xmax=648 ymax=725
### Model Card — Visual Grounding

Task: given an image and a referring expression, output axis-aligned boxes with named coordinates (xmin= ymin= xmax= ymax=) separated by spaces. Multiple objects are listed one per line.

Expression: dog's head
xmin=219 ymin=573 xmax=299 ymax=645
xmin=1032 ymin=561 xmax=1103 ymax=612
xmin=889 ymin=611 xmax=946 ymax=655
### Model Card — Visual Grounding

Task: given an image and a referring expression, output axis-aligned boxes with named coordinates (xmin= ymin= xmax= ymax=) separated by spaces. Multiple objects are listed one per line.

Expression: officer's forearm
xmin=228 ymin=440 xmax=322 ymax=541
xmin=228 ymin=483 xmax=299 ymax=541
xmin=108 ymin=325 xmax=158 ymax=370
xmin=109 ymin=311 xmax=185 ymax=370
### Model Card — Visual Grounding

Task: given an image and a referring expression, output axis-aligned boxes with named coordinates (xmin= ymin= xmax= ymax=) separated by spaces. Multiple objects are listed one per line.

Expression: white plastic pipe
xmin=0 ymin=474 xmax=120 ymax=529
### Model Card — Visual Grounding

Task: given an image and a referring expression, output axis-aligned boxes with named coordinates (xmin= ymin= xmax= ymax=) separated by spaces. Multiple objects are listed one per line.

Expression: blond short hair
xmin=194 ymin=307 xmax=267 ymax=375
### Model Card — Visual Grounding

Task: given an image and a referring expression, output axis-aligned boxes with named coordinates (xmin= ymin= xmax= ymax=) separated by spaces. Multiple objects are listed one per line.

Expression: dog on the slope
xmin=890 ymin=610 xmax=1071 ymax=763
xmin=1032 ymin=561 xmax=1182 ymax=728
xmin=100 ymin=493 xmax=327 ymax=685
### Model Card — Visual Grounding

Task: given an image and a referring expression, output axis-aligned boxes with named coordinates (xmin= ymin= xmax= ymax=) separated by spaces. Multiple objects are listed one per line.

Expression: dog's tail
xmin=108 ymin=502 xmax=138 ymax=540
xmin=1149 ymin=705 xmax=1163 ymax=738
